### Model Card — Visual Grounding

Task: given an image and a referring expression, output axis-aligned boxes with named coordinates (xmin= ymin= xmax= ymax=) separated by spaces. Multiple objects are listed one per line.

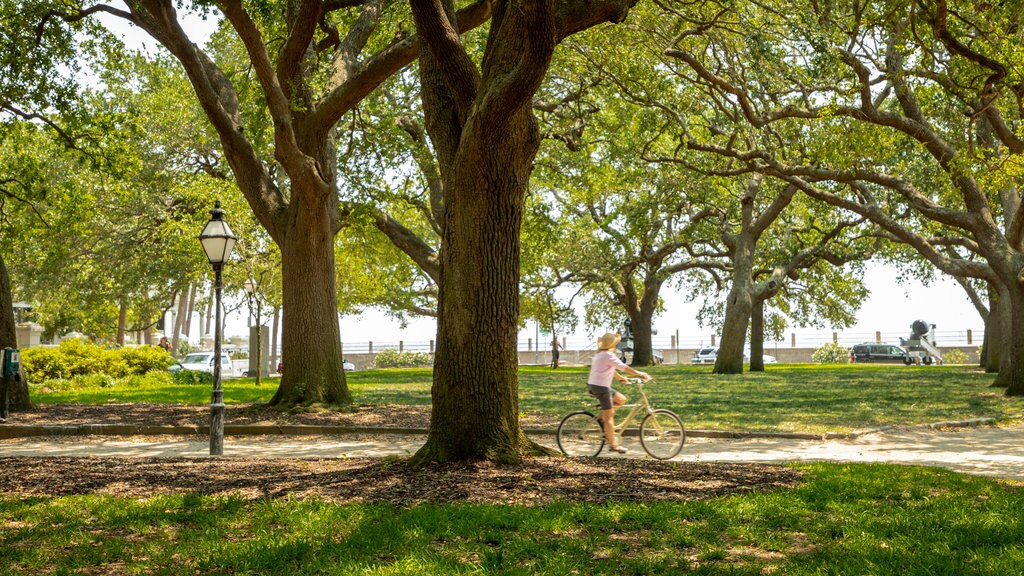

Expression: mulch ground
xmin=3 ymin=404 xmax=801 ymax=505
xmin=0 ymin=456 xmax=801 ymax=505
xmin=9 ymin=403 xmax=559 ymax=429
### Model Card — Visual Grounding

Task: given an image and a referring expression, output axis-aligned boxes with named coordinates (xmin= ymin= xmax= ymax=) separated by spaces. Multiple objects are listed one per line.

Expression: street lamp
xmin=243 ymin=278 xmax=263 ymax=387
xmin=199 ymin=200 xmax=237 ymax=456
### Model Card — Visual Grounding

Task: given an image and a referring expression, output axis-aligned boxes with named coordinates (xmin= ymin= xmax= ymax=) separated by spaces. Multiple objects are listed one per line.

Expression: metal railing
xmin=326 ymin=327 xmax=983 ymax=358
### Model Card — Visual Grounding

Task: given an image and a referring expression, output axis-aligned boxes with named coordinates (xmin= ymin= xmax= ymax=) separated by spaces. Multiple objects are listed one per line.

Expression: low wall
xmin=341 ymin=345 xmax=981 ymax=371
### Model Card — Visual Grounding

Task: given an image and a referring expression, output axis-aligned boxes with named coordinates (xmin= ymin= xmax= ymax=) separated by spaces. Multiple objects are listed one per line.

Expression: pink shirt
xmin=588 ymin=351 xmax=628 ymax=387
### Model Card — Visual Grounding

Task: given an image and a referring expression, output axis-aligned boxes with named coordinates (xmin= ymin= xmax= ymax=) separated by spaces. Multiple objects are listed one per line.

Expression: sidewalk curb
xmin=848 ymin=417 xmax=997 ymax=438
xmin=0 ymin=418 xmax=998 ymax=441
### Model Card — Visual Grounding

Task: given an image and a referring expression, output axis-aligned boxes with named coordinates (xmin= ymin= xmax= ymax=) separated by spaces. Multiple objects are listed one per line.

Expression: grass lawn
xmin=1 ymin=463 xmax=1022 ymax=575
xmin=30 ymin=364 xmax=1024 ymax=434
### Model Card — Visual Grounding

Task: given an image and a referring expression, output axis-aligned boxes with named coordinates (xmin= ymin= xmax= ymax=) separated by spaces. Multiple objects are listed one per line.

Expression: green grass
xmin=29 ymin=364 xmax=1024 ymax=434
xmin=1 ymin=463 xmax=1022 ymax=575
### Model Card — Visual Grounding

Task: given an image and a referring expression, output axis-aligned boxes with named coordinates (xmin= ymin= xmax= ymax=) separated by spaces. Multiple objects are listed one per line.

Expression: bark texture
xmin=410 ymin=0 xmax=637 ymax=462
xmin=270 ymin=193 xmax=351 ymax=406
xmin=749 ymin=298 xmax=765 ymax=372
xmin=0 ymin=254 xmax=30 ymax=411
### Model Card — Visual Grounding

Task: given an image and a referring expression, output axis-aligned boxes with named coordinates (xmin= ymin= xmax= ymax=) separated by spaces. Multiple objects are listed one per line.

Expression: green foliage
xmin=20 ymin=340 xmax=171 ymax=380
xmin=176 ymin=339 xmax=193 ymax=358
xmin=812 ymin=342 xmax=850 ymax=364
xmin=371 ymin=349 xmax=434 ymax=369
xmin=171 ymin=369 xmax=214 ymax=385
xmin=29 ymin=370 xmax=174 ymax=393
xmin=120 ymin=345 xmax=175 ymax=374
xmin=230 ymin=351 xmax=249 ymax=360
xmin=943 ymin=349 xmax=968 ymax=365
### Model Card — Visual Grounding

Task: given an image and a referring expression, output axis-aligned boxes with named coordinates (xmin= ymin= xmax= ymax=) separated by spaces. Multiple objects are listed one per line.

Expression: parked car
xmin=691 ymin=347 xmax=719 ymax=364
xmin=849 ymin=343 xmax=912 ymax=364
xmin=691 ymin=347 xmax=778 ymax=365
xmin=168 ymin=352 xmax=240 ymax=377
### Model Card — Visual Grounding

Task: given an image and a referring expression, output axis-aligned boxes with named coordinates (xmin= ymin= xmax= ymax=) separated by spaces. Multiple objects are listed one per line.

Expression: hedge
xmin=20 ymin=340 xmax=174 ymax=380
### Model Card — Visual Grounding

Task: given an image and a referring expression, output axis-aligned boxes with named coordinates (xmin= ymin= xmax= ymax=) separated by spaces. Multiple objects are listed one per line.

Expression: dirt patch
xmin=0 ymin=456 xmax=800 ymax=506
xmin=10 ymin=403 xmax=559 ymax=429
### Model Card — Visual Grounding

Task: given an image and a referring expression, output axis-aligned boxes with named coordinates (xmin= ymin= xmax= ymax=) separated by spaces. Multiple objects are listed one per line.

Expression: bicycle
xmin=555 ymin=378 xmax=685 ymax=459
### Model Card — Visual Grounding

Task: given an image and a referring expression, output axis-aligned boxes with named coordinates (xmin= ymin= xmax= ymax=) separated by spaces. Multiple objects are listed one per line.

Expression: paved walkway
xmin=3 ymin=425 xmax=1024 ymax=480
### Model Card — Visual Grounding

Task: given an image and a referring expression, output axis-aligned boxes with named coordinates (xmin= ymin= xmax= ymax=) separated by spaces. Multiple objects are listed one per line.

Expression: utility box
xmin=2 ymin=348 xmax=19 ymax=378
xmin=2 ymin=347 xmax=17 ymax=420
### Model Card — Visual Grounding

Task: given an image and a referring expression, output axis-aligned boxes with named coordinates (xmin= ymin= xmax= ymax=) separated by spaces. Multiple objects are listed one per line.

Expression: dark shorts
xmin=588 ymin=385 xmax=619 ymax=410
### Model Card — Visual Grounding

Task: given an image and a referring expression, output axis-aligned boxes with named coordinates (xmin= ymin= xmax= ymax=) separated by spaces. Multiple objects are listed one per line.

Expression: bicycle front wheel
xmin=639 ymin=409 xmax=685 ymax=459
xmin=556 ymin=411 xmax=606 ymax=457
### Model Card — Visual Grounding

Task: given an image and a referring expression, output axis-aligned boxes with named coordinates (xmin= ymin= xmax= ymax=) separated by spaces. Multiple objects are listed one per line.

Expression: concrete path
xmin=3 ymin=425 xmax=1024 ymax=480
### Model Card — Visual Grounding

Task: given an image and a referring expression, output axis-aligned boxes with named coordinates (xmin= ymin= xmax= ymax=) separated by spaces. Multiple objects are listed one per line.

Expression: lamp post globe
xmin=198 ymin=201 xmax=237 ymax=456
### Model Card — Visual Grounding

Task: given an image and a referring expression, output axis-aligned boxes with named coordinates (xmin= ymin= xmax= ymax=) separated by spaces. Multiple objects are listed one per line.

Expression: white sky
xmin=96 ymin=11 xmax=983 ymax=347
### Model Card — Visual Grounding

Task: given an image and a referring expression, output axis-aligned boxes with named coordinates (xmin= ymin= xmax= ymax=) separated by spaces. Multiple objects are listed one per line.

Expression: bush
xmin=30 ymin=370 xmax=175 ymax=394
xmin=371 ymin=348 xmax=434 ymax=368
xmin=230 ymin=351 xmax=249 ymax=360
xmin=20 ymin=340 xmax=172 ymax=380
xmin=943 ymin=349 xmax=968 ymax=364
xmin=812 ymin=342 xmax=850 ymax=364
xmin=176 ymin=340 xmax=193 ymax=357
xmin=121 ymin=345 xmax=174 ymax=374
xmin=172 ymin=369 xmax=214 ymax=385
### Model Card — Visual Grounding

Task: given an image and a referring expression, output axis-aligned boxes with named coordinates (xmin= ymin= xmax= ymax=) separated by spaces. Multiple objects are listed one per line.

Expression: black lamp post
xmin=198 ymin=201 xmax=237 ymax=456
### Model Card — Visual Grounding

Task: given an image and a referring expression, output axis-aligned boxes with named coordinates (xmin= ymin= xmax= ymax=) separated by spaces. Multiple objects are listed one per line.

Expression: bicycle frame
xmin=605 ymin=379 xmax=656 ymax=435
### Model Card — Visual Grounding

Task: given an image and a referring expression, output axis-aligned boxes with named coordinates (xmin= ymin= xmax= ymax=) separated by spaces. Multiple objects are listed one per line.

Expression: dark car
xmin=849 ymin=343 xmax=912 ymax=364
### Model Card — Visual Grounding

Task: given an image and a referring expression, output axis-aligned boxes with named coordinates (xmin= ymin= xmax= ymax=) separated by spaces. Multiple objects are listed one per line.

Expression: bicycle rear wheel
xmin=639 ymin=409 xmax=685 ymax=459
xmin=556 ymin=411 xmax=606 ymax=457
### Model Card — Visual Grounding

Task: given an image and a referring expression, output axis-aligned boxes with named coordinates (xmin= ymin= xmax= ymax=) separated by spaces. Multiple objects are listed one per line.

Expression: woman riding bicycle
xmin=588 ymin=332 xmax=650 ymax=453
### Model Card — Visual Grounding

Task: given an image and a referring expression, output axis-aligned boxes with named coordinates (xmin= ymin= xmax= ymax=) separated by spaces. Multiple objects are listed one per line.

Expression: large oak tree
xmin=660 ymin=0 xmax=1024 ymax=393
xmin=36 ymin=0 xmax=498 ymax=406
xmin=408 ymin=0 xmax=637 ymax=463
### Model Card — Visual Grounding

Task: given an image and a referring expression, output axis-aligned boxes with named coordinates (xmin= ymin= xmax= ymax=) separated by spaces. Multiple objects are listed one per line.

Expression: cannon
xmin=900 ymin=320 xmax=942 ymax=365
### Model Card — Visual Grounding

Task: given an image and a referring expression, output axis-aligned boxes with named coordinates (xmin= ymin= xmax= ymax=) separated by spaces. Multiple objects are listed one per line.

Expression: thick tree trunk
xmin=983 ymin=284 xmax=999 ymax=372
xmin=628 ymin=297 xmax=659 ymax=366
xmin=992 ymin=282 xmax=1013 ymax=387
xmin=116 ymin=302 xmax=128 ymax=347
xmin=414 ymin=117 xmax=546 ymax=463
xmin=269 ymin=197 xmax=351 ymax=406
xmin=1004 ymin=282 xmax=1024 ymax=396
xmin=715 ymin=285 xmax=751 ymax=374
xmin=749 ymin=298 xmax=765 ymax=372
xmin=0 ymin=254 xmax=30 ymax=411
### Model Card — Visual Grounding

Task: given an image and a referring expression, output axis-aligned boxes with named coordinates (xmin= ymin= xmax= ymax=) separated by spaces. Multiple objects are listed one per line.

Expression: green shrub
xmin=21 ymin=339 xmax=172 ymax=380
xmin=176 ymin=340 xmax=193 ymax=357
xmin=812 ymin=342 xmax=850 ymax=364
xmin=371 ymin=348 xmax=434 ymax=368
xmin=30 ymin=370 xmax=175 ymax=394
xmin=172 ymin=369 xmax=214 ymax=385
xmin=943 ymin=349 xmax=968 ymax=364
xmin=121 ymin=345 xmax=174 ymax=374
xmin=230 ymin=351 xmax=249 ymax=360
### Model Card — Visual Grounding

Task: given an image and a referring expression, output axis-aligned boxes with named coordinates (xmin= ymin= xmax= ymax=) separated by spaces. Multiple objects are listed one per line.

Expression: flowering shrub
xmin=811 ymin=342 xmax=850 ymax=364
xmin=943 ymin=349 xmax=968 ymax=365
xmin=372 ymin=349 xmax=434 ymax=368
